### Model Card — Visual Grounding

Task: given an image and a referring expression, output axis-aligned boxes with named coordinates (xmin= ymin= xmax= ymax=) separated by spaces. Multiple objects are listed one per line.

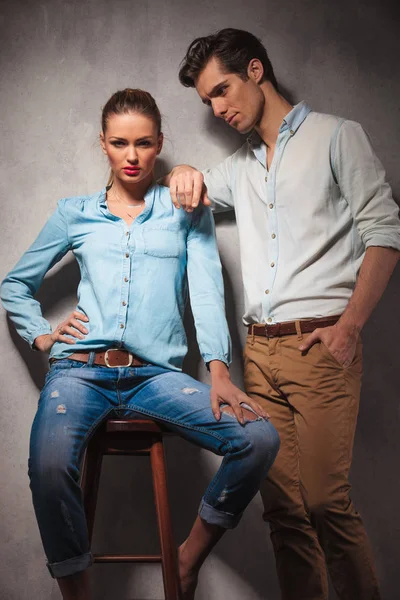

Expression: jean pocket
xmin=48 ymin=359 xmax=88 ymax=372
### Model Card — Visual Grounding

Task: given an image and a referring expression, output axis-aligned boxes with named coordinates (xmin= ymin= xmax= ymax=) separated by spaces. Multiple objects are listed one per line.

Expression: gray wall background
xmin=0 ymin=0 xmax=399 ymax=599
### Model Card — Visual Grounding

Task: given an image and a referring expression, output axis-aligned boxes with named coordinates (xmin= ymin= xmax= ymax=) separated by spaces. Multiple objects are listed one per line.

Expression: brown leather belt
xmin=62 ymin=348 xmax=146 ymax=368
xmin=249 ymin=315 xmax=341 ymax=339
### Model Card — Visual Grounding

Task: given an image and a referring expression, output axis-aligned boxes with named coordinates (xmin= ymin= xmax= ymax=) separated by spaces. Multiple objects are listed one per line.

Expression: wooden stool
xmin=81 ymin=418 xmax=179 ymax=599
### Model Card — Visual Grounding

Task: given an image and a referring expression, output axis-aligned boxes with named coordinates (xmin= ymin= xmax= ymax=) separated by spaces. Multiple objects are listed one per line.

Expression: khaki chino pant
xmin=244 ymin=327 xmax=381 ymax=600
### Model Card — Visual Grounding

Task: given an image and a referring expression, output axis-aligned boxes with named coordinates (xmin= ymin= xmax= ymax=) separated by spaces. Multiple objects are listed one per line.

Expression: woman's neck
xmin=108 ymin=173 xmax=154 ymax=205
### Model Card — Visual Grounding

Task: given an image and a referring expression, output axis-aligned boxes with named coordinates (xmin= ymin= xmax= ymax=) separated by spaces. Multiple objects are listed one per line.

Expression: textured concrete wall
xmin=0 ymin=1 xmax=399 ymax=599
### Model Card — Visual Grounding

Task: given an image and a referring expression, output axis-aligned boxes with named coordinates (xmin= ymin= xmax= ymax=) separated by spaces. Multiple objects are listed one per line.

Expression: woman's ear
xmin=99 ymin=132 xmax=107 ymax=155
xmin=157 ymin=133 xmax=164 ymax=155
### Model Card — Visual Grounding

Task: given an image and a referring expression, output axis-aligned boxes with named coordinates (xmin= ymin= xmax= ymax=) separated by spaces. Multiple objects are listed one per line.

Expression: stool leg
xmin=150 ymin=438 xmax=180 ymax=600
xmin=81 ymin=434 xmax=103 ymax=545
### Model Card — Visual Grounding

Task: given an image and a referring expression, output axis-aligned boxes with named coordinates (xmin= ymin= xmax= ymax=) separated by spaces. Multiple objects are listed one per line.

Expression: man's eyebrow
xmin=201 ymin=80 xmax=229 ymax=104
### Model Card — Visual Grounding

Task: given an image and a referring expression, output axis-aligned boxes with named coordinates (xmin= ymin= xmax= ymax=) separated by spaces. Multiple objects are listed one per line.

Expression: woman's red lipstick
xmin=123 ymin=167 xmax=141 ymax=176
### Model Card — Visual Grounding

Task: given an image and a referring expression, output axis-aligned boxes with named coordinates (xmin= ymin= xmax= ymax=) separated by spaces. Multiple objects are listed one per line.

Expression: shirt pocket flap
xmin=143 ymin=225 xmax=180 ymax=258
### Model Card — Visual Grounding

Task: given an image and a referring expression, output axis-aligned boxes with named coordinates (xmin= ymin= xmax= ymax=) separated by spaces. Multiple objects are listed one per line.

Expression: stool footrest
xmin=93 ymin=553 xmax=162 ymax=563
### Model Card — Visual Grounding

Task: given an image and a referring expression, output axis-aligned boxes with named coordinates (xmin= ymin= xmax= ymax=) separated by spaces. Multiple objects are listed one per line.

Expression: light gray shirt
xmin=203 ymin=102 xmax=400 ymax=325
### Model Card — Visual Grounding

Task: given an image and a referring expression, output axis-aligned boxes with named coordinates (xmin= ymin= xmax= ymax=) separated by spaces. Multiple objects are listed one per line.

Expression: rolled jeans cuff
xmin=198 ymin=499 xmax=243 ymax=529
xmin=47 ymin=551 xmax=93 ymax=578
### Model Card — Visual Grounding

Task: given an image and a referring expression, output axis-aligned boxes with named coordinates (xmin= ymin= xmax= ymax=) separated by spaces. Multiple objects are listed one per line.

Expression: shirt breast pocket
xmin=143 ymin=226 xmax=181 ymax=258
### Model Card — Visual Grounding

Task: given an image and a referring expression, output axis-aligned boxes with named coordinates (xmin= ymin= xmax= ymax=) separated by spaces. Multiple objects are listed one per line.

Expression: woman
xmin=1 ymin=89 xmax=280 ymax=600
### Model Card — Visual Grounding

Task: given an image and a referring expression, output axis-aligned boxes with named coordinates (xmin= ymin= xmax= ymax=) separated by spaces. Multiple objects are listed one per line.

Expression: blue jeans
xmin=28 ymin=357 xmax=280 ymax=578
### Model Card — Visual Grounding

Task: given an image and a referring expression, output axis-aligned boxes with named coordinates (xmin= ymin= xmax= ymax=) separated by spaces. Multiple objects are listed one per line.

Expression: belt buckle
xmin=265 ymin=323 xmax=279 ymax=339
xmin=104 ymin=349 xmax=133 ymax=368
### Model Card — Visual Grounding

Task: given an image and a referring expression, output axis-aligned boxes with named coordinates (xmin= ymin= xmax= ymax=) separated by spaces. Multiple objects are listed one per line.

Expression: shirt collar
xmin=247 ymin=101 xmax=312 ymax=153
xmin=281 ymin=101 xmax=311 ymax=134
xmin=98 ymin=182 xmax=158 ymax=221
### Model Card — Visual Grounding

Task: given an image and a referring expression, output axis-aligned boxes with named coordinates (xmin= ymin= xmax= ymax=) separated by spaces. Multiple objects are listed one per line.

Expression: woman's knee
xmin=228 ymin=413 xmax=280 ymax=469
xmin=250 ymin=419 xmax=280 ymax=469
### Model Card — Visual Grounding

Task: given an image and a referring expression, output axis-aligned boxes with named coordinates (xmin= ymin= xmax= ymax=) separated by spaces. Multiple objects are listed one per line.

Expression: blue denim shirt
xmin=1 ymin=184 xmax=232 ymax=370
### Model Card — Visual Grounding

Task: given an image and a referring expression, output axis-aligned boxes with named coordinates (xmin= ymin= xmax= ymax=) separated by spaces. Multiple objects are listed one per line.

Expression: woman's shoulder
xmin=57 ymin=188 xmax=106 ymax=213
xmin=155 ymin=184 xmax=210 ymax=224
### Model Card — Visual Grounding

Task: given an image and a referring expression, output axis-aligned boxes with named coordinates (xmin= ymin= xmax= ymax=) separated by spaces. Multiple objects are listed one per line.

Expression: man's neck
xmin=255 ymin=83 xmax=293 ymax=149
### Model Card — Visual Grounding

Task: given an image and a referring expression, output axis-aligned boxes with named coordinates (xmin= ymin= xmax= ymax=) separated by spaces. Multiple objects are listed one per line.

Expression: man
xmin=164 ymin=28 xmax=400 ymax=600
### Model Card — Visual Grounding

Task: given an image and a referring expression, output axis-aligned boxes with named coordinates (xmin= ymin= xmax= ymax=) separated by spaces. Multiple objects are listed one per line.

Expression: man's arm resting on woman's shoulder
xmin=161 ymin=154 xmax=235 ymax=212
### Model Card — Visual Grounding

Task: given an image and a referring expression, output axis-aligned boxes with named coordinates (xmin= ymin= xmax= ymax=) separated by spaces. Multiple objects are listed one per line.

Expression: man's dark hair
xmin=179 ymin=28 xmax=278 ymax=90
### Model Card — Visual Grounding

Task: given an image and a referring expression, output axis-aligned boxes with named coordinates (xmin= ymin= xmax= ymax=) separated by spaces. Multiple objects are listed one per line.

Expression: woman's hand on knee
xmin=210 ymin=379 xmax=270 ymax=424
xmin=34 ymin=311 xmax=89 ymax=353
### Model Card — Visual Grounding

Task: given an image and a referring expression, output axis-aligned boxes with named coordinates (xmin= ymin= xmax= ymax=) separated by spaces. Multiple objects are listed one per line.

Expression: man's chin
xmin=235 ymin=122 xmax=253 ymax=135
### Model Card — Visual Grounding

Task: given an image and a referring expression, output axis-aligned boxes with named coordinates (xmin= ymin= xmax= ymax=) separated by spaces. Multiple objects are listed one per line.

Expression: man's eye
xmin=219 ymin=86 xmax=227 ymax=95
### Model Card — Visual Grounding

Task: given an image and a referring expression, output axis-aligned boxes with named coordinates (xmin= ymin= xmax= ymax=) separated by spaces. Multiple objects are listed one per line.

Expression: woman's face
xmin=100 ymin=112 xmax=163 ymax=185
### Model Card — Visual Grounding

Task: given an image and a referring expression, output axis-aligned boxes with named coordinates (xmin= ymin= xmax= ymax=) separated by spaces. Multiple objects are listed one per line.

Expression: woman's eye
xmin=111 ymin=141 xmax=125 ymax=147
xmin=138 ymin=141 xmax=151 ymax=147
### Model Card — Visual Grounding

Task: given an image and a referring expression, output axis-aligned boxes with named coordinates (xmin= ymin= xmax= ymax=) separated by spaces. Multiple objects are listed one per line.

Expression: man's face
xmin=195 ymin=57 xmax=265 ymax=134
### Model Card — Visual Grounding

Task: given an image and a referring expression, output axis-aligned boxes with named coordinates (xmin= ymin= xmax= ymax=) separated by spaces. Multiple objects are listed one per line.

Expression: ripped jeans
xmin=28 ymin=358 xmax=280 ymax=578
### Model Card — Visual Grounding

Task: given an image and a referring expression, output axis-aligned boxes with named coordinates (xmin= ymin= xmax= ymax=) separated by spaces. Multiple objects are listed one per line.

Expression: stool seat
xmin=81 ymin=417 xmax=179 ymax=599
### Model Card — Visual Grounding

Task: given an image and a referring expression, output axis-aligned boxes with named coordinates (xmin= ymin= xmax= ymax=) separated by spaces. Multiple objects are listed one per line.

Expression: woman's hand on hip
xmin=34 ymin=311 xmax=89 ymax=353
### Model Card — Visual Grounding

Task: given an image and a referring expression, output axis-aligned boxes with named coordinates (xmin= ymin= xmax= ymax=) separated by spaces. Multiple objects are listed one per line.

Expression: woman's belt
xmin=56 ymin=348 xmax=146 ymax=368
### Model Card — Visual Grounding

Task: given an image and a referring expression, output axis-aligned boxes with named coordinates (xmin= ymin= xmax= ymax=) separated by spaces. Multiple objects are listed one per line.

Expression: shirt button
xmin=269 ymin=203 xmax=274 ymax=209
xmin=124 ymin=277 xmax=129 ymax=282
xmin=267 ymin=317 xmax=272 ymax=323
xmin=125 ymin=231 xmax=129 ymax=236
xmin=270 ymin=262 xmax=275 ymax=267
xmin=290 ymin=129 xmax=294 ymax=135
xmin=125 ymin=252 xmax=129 ymax=258
xmin=265 ymin=175 xmax=268 ymax=182
xmin=271 ymin=233 xmax=276 ymax=239
xmin=122 ymin=301 xmax=127 ymax=306
xmin=265 ymin=289 xmax=270 ymax=294
xmin=120 ymin=324 xmax=124 ymax=329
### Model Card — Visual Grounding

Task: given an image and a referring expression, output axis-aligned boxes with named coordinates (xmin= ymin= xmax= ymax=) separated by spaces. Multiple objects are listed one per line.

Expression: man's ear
xmin=247 ymin=58 xmax=264 ymax=84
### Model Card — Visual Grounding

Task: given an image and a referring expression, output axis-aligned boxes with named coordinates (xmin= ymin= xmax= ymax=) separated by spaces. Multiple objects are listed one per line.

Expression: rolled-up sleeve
xmin=202 ymin=153 xmax=235 ymax=213
xmin=0 ymin=199 xmax=71 ymax=347
xmin=186 ymin=205 xmax=232 ymax=367
xmin=335 ymin=120 xmax=400 ymax=250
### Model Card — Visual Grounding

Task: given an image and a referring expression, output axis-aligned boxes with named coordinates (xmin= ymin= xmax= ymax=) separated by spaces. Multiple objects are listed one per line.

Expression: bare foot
xmin=178 ymin=543 xmax=199 ymax=600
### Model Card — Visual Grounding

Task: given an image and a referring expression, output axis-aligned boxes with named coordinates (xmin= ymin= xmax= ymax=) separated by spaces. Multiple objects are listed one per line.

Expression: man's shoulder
xmin=305 ymin=112 xmax=367 ymax=149
xmin=305 ymin=110 xmax=347 ymax=132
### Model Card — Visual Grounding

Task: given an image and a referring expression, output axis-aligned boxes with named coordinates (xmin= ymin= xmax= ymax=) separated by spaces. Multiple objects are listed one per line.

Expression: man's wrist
xmin=171 ymin=164 xmax=195 ymax=176
xmin=337 ymin=310 xmax=362 ymax=335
